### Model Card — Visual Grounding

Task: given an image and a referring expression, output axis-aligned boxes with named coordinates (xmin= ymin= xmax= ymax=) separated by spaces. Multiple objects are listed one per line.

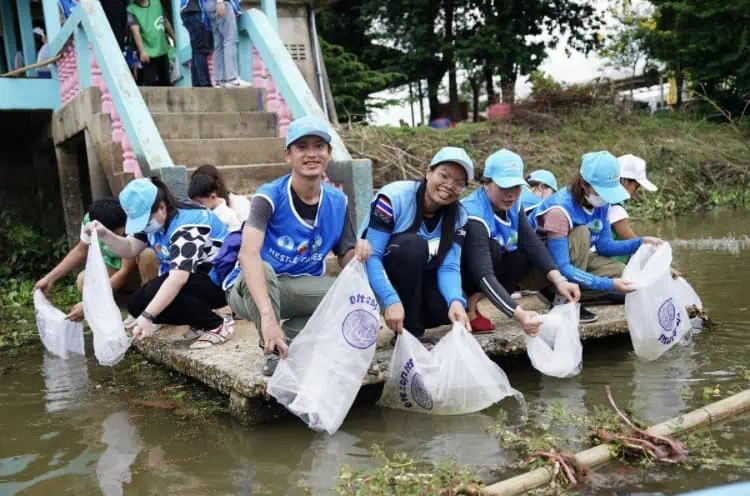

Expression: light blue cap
xmin=580 ymin=151 xmax=630 ymax=205
xmin=429 ymin=146 xmax=474 ymax=183
xmin=285 ymin=115 xmax=332 ymax=148
xmin=483 ymin=149 xmax=528 ymax=189
xmin=527 ymin=169 xmax=558 ymax=191
xmin=119 ymin=178 xmax=158 ymax=234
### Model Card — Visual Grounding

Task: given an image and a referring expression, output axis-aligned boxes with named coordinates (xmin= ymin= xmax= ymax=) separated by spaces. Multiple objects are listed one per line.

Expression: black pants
xmin=462 ymin=241 xmax=534 ymax=296
xmin=138 ymin=54 xmax=170 ymax=87
xmin=181 ymin=11 xmax=212 ymax=87
xmin=383 ymin=233 xmax=451 ymax=337
xmin=128 ymin=272 xmax=226 ymax=330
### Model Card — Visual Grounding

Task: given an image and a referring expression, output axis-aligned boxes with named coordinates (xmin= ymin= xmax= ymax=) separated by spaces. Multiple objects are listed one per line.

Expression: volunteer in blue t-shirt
xmin=363 ymin=147 xmax=473 ymax=339
xmin=520 ymin=169 xmax=558 ymax=215
xmin=529 ymin=151 xmax=664 ymax=321
xmin=461 ymin=150 xmax=580 ymax=334
xmin=84 ymin=177 xmax=230 ymax=348
xmin=226 ymin=115 xmax=371 ymax=376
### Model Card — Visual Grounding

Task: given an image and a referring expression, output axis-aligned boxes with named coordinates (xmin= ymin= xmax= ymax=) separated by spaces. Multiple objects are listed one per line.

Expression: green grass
xmin=345 ymin=106 xmax=750 ymax=219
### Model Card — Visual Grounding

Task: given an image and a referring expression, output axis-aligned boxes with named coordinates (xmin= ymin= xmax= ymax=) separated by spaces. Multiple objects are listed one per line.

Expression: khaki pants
xmin=568 ymin=226 xmax=625 ymax=300
xmin=228 ymin=262 xmax=334 ymax=342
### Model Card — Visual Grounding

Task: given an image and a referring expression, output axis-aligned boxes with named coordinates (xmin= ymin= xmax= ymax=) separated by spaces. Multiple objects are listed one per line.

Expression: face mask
xmin=143 ymin=218 xmax=163 ymax=234
xmin=586 ymin=193 xmax=607 ymax=208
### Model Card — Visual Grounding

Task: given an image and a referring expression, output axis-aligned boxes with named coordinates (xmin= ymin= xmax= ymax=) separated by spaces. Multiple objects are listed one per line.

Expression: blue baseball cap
xmin=119 ymin=178 xmax=158 ymax=234
xmin=285 ymin=115 xmax=332 ymax=148
xmin=429 ymin=146 xmax=474 ymax=184
xmin=527 ymin=169 xmax=558 ymax=191
xmin=580 ymin=151 xmax=630 ymax=204
xmin=483 ymin=149 xmax=528 ymax=189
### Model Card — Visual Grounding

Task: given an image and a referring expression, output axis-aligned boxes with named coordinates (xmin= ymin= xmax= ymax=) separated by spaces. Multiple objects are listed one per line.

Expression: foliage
xmin=331 ymin=445 xmax=483 ymax=495
xmin=0 ymin=277 xmax=80 ymax=349
xmin=600 ymin=1 xmax=655 ymax=94
xmin=320 ymin=39 xmax=402 ymax=122
xmin=0 ymin=209 xmax=69 ymax=280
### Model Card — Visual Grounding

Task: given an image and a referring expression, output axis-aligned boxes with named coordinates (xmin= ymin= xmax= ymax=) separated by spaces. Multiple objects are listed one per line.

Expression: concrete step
xmin=165 ymin=137 xmax=286 ymax=166
xmin=152 ymin=112 xmax=277 ymax=139
xmin=186 ymin=163 xmax=289 ymax=195
xmin=141 ymin=87 xmax=264 ymax=113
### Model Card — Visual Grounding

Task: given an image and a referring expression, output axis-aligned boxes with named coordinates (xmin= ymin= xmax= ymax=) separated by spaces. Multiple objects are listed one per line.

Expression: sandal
xmin=190 ymin=320 xmax=234 ymax=349
xmin=262 ymin=356 xmax=280 ymax=377
xmin=470 ymin=310 xmax=496 ymax=334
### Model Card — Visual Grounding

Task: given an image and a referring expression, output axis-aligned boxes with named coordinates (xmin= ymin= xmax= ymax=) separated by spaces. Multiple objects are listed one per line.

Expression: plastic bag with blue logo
xmin=267 ymin=259 xmax=380 ymax=435
xmin=527 ymin=303 xmax=582 ymax=378
xmin=83 ymin=231 xmax=131 ymax=367
xmin=623 ymin=243 xmax=691 ymax=361
xmin=377 ymin=323 xmax=523 ymax=415
xmin=33 ymin=290 xmax=85 ymax=360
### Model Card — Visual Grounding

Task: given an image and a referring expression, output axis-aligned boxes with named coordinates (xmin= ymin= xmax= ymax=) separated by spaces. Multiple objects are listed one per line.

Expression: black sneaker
xmin=580 ymin=306 xmax=598 ymax=324
xmin=262 ymin=356 xmax=280 ymax=377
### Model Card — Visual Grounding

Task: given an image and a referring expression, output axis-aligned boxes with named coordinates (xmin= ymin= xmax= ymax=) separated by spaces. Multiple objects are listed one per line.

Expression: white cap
xmin=617 ymin=154 xmax=657 ymax=192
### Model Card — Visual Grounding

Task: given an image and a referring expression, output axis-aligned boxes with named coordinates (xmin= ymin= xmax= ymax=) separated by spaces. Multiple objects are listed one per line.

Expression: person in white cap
xmin=609 ymin=155 xmax=658 ymax=248
xmin=362 ymin=146 xmax=474 ymax=341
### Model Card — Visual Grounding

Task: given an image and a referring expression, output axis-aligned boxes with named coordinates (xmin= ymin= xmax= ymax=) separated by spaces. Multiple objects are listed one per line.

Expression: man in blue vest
xmin=226 ymin=116 xmax=370 ymax=375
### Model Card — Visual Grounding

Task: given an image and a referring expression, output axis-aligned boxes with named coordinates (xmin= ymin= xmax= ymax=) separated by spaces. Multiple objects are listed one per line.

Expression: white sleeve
xmin=228 ymin=193 xmax=251 ymax=223
xmin=213 ymin=203 xmax=243 ymax=231
xmin=607 ymin=204 xmax=629 ymax=225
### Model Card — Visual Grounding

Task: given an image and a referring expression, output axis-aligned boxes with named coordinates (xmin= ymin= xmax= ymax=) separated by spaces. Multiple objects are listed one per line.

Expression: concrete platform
xmin=133 ymin=296 xmax=629 ymax=424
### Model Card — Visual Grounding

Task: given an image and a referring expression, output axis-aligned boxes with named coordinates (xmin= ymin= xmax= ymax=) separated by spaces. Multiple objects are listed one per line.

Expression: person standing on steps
xmin=180 ymin=0 xmax=212 ymax=87
xmin=461 ymin=150 xmax=580 ymax=334
xmin=84 ymin=178 xmax=232 ymax=349
xmin=225 ymin=116 xmax=371 ymax=376
xmin=204 ymin=0 xmax=251 ymax=88
xmin=127 ymin=0 xmax=175 ymax=87
xmin=529 ymin=151 xmax=664 ymax=322
xmin=362 ymin=147 xmax=473 ymax=341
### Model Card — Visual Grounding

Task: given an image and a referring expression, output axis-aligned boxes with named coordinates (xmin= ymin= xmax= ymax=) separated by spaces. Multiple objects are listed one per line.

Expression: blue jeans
xmin=205 ymin=0 xmax=238 ymax=83
xmin=181 ymin=11 xmax=212 ymax=87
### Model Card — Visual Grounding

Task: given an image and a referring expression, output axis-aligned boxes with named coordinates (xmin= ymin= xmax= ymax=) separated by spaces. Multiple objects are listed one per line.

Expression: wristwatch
xmin=141 ymin=311 xmax=155 ymax=322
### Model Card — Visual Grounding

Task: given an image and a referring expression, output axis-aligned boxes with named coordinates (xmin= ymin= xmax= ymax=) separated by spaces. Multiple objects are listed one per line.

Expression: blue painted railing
xmin=48 ymin=0 xmax=186 ymax=194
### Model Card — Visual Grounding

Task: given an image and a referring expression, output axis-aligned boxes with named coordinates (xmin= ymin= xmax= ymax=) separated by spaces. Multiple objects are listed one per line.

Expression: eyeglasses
xmin=434 ymin=169 xmax=466 ymax=192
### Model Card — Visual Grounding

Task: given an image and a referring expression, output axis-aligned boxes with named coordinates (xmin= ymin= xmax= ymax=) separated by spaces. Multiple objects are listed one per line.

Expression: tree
xmin=320 ymin=39 xmax=401 ymax=122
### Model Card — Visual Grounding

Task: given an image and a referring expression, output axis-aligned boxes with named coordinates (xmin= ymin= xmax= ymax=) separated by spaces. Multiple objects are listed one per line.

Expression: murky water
xmin=3 ymin=211 xmax=750 ymax=495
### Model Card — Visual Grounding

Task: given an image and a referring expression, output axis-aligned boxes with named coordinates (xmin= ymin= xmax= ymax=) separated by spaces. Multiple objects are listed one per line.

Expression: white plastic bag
xmin=33 ymin=290 xmax=85 ymax=359
xmin=673 ymin=277 xmax=703 ymax=330
xmin=623 ymin=244 xmax=691 ymax=361
xmin=527 ymin=303 xmax=582 ymax=378
xmin=267 ymin=259 xmax=380 ymax=435
xmin=377 ymin=323 xmax=523 ymax=415
xmin=83 ymin=230 xmax=131 ymax=366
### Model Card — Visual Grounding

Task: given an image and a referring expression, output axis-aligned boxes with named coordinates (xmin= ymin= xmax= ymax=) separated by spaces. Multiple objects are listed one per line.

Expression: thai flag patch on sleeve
xmin=372 ymin=196 xmax=395 ymax=227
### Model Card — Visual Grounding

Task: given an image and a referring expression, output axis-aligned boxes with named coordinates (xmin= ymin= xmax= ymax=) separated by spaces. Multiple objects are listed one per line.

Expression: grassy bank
xmin=344 ymin=106 xmax=750 ymax=219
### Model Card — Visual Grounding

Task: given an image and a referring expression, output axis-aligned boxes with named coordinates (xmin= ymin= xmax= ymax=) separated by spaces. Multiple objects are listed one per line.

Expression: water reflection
xmin=42 ymin=353 xmax=89 ymax=413
xmin=96 ymin=411 xmax=143 ymax=496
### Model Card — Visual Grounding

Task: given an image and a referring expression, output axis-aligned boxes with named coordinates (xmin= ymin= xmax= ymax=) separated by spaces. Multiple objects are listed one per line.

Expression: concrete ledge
xmin=133 ymin=297 xmax=629 ymax=425
xmin=328 ymin=158 xmax=374 ymax=229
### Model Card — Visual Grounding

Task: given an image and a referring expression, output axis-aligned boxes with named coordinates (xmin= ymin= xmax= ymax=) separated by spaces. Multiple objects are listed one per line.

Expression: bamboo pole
xmin=1 ymin=54 xmax=62 ymax=78
xmin=485 ymin=389 xmax=750 ymax=496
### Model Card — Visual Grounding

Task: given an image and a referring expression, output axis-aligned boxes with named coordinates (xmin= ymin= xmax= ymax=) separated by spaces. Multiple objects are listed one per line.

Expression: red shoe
xmin=470 ymin=311 xmax=496 ymax=333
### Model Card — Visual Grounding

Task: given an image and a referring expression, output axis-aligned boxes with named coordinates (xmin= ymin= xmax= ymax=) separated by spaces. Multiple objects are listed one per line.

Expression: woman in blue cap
xmin=461 ymin=150 xmax=580 ymax=334
xmin=84 ymin=177 xmax=231 ymax=348
xmin=520 ymin=169 xmax=558 ymax=214
xmin=363 ymin=147 xmax=473 ymax=339
xmin=529 ymin=151 xmax=663 ymax=322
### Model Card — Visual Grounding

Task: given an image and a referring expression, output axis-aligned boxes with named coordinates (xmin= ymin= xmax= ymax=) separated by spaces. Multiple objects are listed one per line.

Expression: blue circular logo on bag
xmin=341 ymin=309 xmax=378 ymax=349
xmin=658 ymin=297 xmax=677 ymax=333
xmin=411 ymin=373 xmax=433 ymax=411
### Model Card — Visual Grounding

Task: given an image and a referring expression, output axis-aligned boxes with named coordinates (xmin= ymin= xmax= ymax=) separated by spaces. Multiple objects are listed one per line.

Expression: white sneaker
xmin=223 ymin=79 xmax=252 ymax=88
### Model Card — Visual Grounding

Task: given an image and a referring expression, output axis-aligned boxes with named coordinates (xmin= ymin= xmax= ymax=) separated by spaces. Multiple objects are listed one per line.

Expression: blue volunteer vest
xmin=520 ymin=187 xmax=543 ymax=215
xmin=360 ymin=180 xmax=468 ymax=261
xmin=256 ymin=174 xmax=347 ymax=277
xmin=461 ymin=187 xmax=520 ymax=252
xmin=58 ymin=0 xmax=78 ymax=18
xmin=147 ymin=207 xmax=229 ymax=283
xmin=530 ymin=187 xmax=609 ymax=246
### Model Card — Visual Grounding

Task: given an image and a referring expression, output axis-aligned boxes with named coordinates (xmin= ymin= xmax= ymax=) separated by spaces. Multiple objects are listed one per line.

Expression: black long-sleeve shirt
xmin=463 ymin=208 xmax=558 ymax=317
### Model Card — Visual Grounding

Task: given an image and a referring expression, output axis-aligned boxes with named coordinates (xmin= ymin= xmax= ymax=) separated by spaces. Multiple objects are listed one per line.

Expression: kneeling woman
xmin=86 ymin=177 xmax=231 ymax=348
xmin=363 ymin=147 xmax=473 ymax=337
xmin=529 ymin=151 xmax=662 ymax=320
xmin=461 ymin=150 xmax=580 ymax=334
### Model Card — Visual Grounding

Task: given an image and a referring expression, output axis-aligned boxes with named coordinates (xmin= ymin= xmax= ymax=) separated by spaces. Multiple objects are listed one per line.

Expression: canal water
xmin=2 ymin=211 xmax=750 ymax=495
